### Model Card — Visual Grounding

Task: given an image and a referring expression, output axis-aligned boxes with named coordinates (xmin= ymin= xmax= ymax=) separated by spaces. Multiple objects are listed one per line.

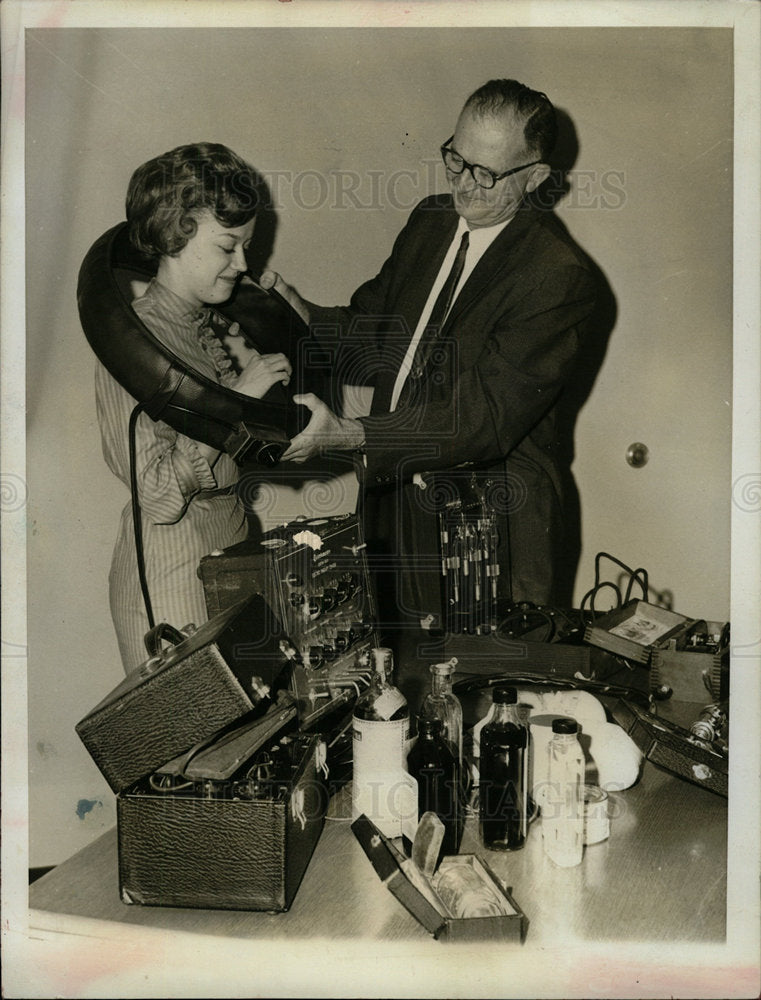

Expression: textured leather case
xmin=610 ymin=699 xmax=728 ymax=797
xmin=198 ymin=541 xmax=271 ymax=618
xmin=76 ymin=594 xmax=291 ymax=792
xmin=117 ymin=732 xmax=327 ymax=911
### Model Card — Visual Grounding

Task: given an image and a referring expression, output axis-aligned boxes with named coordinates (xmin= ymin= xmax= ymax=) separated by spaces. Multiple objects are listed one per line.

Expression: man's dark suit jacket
xmin=310 ymin=193 xmax=597 ymax=625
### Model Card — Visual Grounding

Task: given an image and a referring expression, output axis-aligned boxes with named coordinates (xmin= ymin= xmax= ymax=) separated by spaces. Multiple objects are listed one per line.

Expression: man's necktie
xmin=425 ymin=228 xmax=470 ymax=338
xmin=395 ymin=229 xmax=470 ymax=408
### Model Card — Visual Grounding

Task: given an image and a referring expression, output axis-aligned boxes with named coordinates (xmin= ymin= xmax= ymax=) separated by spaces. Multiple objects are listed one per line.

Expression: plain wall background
xmin=22 ymin=26 xmax=733 ymax=865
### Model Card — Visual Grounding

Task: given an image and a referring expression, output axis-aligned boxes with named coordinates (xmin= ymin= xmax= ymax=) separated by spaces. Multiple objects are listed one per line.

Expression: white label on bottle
xmin=542 ymin=742 xmax=585 ymax=867
xmin=352 ymin=770 xmax=416 ymax=840
xmin=352 ymin=715 xmax=410 ymax=838
xmin=398 ymin=772 xmax=420 ymax=843
xmin=372 ymin=687 xmax=407 ymax=721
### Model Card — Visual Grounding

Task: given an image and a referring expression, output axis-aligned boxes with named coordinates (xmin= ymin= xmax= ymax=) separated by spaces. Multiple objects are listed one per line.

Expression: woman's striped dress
xmin=95 ymin=279 xmax=247 ymax=673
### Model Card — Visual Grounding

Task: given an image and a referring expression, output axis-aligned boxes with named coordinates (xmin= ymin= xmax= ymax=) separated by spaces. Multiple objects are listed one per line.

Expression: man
xmin=267 ymin=78 xmax=597 ymax=637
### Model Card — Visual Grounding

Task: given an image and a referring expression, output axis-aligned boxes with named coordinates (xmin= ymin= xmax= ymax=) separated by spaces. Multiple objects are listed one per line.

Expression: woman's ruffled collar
xmin=141 ymin=279 xmax=239 ymax=388
xmin=193 ymin=309 xmax=239 ymax=388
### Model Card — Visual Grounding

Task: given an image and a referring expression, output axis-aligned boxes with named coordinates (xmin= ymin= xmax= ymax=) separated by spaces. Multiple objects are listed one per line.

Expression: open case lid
xmin=610 ymin=699 xmax=728 ymax=797
xmin=351 ymin=814 xmax=447 ymax=937
xmin=76 ymin=593 xmax=293 ymax=793
xmin=583 ymin=598 xmax=695 ymax=664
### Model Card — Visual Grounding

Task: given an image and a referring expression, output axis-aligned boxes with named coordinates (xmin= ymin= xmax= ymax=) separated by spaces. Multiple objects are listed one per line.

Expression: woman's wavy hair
xmin=126 ymin=142 xmax=259 ymax=258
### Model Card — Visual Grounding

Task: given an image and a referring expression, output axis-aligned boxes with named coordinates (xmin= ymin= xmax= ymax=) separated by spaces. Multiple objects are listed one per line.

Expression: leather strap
xmin=141 ymin=364 xmax=185 ymax=421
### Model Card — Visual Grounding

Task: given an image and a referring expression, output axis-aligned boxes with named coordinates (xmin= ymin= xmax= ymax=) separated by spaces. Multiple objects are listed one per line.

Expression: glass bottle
xmin=469 ymin=694 xmax=496 ymax=789
xmin=353 ymin=647 xmax=408 ymax=722
xmin=352 ymin=647 xmax=411 ymax=837
xmin=406 ymin=716 xmax=463 ymax=857
xmin=542 ymin=717 xmax=584 ymax=868
xmin=479 ymin=685 xmax=529 ymax=851
xmin=433 ymin=860 xmax=508 ymax=919
xmin=420 ymin=658 xmax=463 ymax=766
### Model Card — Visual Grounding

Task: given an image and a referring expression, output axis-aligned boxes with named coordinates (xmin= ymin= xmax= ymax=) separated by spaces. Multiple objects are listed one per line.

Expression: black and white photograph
xmin=2 ymin=1 xmax=760 ymax=997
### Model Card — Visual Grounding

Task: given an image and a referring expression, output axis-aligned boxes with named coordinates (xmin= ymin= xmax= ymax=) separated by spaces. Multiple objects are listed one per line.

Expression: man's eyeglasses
xmin=440 ymin=137 xmax=542 ymax=190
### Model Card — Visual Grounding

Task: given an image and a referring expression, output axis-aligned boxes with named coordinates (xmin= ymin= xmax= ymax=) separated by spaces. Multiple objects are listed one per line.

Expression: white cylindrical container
xmin=352 ymin=648 xmax=411 ymax=837
xmin=352 ymin=714 xmax=411 ymax=836
xmin=582 ymin=784 xmax=610 ymax=845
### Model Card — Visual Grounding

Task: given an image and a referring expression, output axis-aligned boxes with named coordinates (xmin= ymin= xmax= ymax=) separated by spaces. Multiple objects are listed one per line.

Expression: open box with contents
xmin=584 ymin=599 xmax=728 ymax=668
xmin=352 ymin=813 xmax=528 ymax=943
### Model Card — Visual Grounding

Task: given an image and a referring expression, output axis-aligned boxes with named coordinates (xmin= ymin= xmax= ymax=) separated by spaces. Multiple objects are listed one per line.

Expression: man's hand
xmin=259 ymin=270 xmax=311 ymax=326
xmin=282 ymin=393 xmax=365 ymax=463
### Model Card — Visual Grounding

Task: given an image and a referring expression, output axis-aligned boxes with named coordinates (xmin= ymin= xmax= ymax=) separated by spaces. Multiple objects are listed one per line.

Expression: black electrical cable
xmin=490 ymin=604 xmax=592 ymax=645
xmin=128 ymin=403 xmax=155 ymax=630
xmin=497 ymin=605 xmax=558 ymax=643
xmin=580 ymin=580 xmax=622 ymax=619
xmin=579 ymin=552 xmax=650 ymax=620
xmin=624 ymin=567 xmax=649 ymax=604
xmin=452 ymin=670 xmax=654 ymax=708
xmin=594 ymin=551 xmax=648 ymax=600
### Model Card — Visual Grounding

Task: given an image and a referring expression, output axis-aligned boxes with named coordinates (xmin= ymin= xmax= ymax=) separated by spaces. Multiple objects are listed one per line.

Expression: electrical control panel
xmin=263 ymin=515 xmax=378 ymax=727
xmin=199 ymin=514 xmax=378 ymax=729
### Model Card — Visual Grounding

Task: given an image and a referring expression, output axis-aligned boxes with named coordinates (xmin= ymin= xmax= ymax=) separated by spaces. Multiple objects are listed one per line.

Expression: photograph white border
xmin=2 ymin=2 xmax=759 ymax=997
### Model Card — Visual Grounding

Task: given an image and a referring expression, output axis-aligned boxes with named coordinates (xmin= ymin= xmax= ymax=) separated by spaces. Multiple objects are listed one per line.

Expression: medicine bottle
xmin=542 ymin=717 xmax=584 ymax=868
xmin=406 ymin=716 xmax=463 ymax=857
xmin=479 ymin=686 xmax=529 ymax=851
xmin=352 ymin=648 xmax=411 ymax=837
xmin=420 ymin=658 xmax=463 ymax=766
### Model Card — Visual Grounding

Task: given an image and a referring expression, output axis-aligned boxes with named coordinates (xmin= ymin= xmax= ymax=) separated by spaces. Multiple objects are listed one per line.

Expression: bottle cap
xmin=492 ymin=686 xmax=518 ymax=704
xmin=371 ymin=647 xmax=394 ymax=671
xmin=429 ymin=657 xmax=457 ymax=678
xmin=417 ymin=716 xmax=443 ymax=737
xmin=551 ymin=716 xmax=578 ymax=734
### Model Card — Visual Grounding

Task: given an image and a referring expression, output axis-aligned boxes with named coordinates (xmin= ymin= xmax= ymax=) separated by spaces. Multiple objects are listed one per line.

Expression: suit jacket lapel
xmin=371 ymin=208 xmax=460 ymax=413
xmin=409 ymin=207 xmax=536 ymax=393
xmin=444 ymin=206 xmax=535 ymax=331
xmin=372 ymin=202 xmax=537 ymax=412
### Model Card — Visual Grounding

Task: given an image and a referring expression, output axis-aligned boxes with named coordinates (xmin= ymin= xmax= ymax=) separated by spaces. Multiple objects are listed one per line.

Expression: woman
xmin=95 ymin=142 xmax=291 ymax=673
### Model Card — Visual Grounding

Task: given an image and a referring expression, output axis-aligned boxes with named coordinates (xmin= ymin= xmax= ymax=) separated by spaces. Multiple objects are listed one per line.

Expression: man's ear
xmin=525 ymin=162 xmax=552 ymax=193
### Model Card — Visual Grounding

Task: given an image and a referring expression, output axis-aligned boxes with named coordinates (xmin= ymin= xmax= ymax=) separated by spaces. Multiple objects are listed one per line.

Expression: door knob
xmin=626 ymin=442 xmax=649 ymax=468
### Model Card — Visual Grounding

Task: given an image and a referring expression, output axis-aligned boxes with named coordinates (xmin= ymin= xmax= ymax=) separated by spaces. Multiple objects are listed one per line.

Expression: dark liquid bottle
xmin=407 ymin=716 xmax=464 ymax=857
xmin=479 ymin=686 xmax=529 ymax=851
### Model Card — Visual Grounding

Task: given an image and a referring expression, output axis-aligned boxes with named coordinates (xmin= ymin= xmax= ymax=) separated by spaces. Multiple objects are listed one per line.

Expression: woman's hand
xmin=235 ymin=351 xmax=292 ymax=398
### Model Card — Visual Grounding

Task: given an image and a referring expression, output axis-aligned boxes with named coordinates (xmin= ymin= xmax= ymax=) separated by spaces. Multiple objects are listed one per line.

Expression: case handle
xmin=143 ymin=621 xmax=188 ymax=658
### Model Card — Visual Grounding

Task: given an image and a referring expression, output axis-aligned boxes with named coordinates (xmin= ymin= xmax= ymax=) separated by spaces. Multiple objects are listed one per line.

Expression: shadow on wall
xmin=244 ymin=174 xmax=279 ymax=281
xmin=529 ymin=108 xmax=618 ymax=606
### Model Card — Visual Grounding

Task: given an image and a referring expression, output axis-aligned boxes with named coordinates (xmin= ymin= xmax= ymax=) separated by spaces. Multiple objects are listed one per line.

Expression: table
xmin=28 ymin=758 xmax=726 ymax=945
xmin=21 ymin=691 xmax=734 ymax=999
